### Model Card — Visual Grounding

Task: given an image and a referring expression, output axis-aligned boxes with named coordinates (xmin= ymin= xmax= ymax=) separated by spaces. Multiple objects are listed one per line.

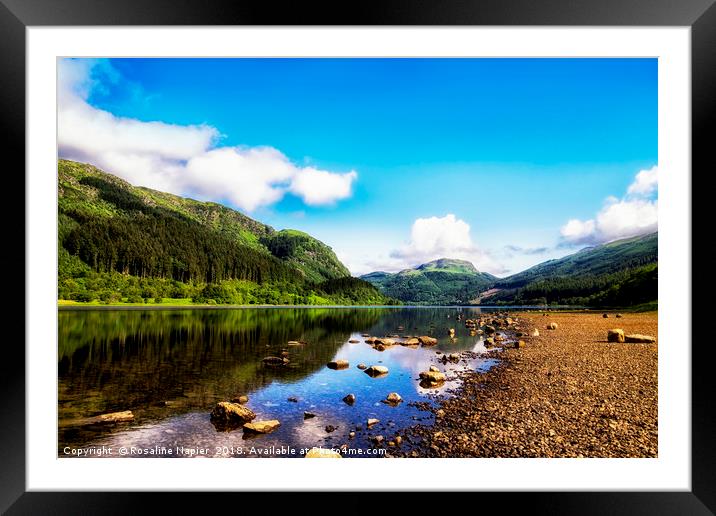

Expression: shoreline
xmin=391 ymin=311 xmax=658 ymax=458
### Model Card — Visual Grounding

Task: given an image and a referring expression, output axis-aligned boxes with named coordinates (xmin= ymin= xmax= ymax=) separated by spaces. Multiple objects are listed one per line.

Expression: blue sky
xmin=58 ymin=58 xmax=658 ymax=276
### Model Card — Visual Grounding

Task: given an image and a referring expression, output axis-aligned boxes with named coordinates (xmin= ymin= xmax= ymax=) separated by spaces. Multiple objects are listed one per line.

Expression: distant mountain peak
xmin=415 ymin=258 xmax=478 ymax=273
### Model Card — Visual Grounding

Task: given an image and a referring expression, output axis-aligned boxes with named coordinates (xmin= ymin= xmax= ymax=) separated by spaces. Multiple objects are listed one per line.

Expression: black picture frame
xmin=2 ymin=1 xmax=712 ymax=513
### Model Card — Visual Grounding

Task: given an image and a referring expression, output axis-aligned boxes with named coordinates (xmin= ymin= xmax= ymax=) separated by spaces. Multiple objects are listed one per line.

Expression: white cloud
xmin=627 ymin=165 xmax=658 ymax=197
xmin=560 ymin=166 xmax=658 ymax=245
xmin=371 ymin=214 xmax=506 ymax=275
xmin=290 ymin=168 xmax=357 ymax=206
xmin=57 ymin=58 xmax=357 ymax=211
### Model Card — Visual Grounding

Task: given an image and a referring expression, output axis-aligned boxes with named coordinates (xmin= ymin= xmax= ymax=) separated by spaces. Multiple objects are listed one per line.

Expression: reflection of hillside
xmin=58 ymin=308 xmax=383 ymax=429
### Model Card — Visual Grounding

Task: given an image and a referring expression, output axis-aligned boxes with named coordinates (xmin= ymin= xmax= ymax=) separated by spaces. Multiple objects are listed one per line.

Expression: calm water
xmin=58 ymin=307 xmax=510 ymax=458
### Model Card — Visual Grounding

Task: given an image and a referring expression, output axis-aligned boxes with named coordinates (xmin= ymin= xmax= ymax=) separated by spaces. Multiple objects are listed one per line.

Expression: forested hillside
xmin=58 ymin=160 xmax=395 ymax=305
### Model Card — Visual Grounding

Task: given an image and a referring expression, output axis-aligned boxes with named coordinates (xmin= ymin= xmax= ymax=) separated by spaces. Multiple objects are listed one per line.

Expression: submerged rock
xmin=327 ymin=360 xmax=350 ymax=370
xmin=243 ymin=420 xmax=280 ymax=434
xmin=608 ymin=329 xmax=625 ymax=343
xmin=367 ymin=418 xmax=380 ymax=427
xmin=325 ymin=425 xmax=337 ymax=433
xmin=287 ymin=396 xmax=299 ymax=403
xmin=304 ymin=411 xmax=317 ymax=419
xmin=73 ymin=410 xmax=134 ymax=427
xmin=262 ymin=356 xmax=287 ymax=365
xmin=342 ymin=393 xmax=356 ymax=405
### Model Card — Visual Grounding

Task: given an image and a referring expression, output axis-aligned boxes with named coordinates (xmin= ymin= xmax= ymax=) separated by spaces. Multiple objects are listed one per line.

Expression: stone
xmin=367 ymin=418 xmax=380 ymax=427
xmin=419 ymin=370 xmax=446 ymax=385
xmin=374 ymin=338 xmax=396 ymax=346
xmin=303 ymin=411 xmax=316 ymax=419
xmin=547 ymin=322 xmax=558 ymax=330
xmin=357 ymin=363 xmax=367 ymax=370
xmin=625 ymin=334 xmax=656 ymax=343
xmin=616 ymin=314 xmax=623 ymax=318
xmin=231 ymin=395 xmax=249 ymax=404
xmin=365 ymin=337 xmax=377 ymax=343
xmin=287 ymin=340 xmax=302 ymax=346
xmin=348 ymin=339 xmax=360 ymax=343
xmin=429 ymin=365 xmax=440 ymax=373
xmin=287 ymin=396 xmax=298 ymax=402
xmin=382 ymin=392 xmax=403 ymax=405
xmin=375 ymin=344 xmax=386 ymax=352
xmin=349 ymin=431 xmax=356 ymax=438
xmin=325 ymin=425 xmax=337 ymax=433
xmin=607 ymin=329 xmax=625 ymax=343
xmin=77 ymin=410 xmax=134 ymax=426
xmin=394 ymin=436 xmax=403 ymax=445
xmin=418 ymin=336 xmax=438 ymax=346
xmin=242 ymin=420 xmax=280 ymax=434
xmin=402 ymin=337 xmax=420 ymax=345
xmin=531 ymin=329 xmax=540 ymax=337
xmin=327 ymin=360 xmax=349 ymax=370
xmin=305 ymin=447 xmax=342 ymax=458
xmin=448 ymin=328 xmax=455 ymax=336
xmin=372 ymin=435 xmax=384 ymax=445
xmin=210 ymin=402 xmax=256 ymax=425
xmin=262 ymin=356 xmax=286 ymax=365
xmin=484 ymin=325 xmax=496 ymax=335
xmin=342 ymin=393 xmax=356 ymax=405
xmin=514 ymin=340 xmax=526 ymax=349
xmin=364 ymin=365 xmax=389 ymax=377
xmin=280 ymin=351 xmax=289 ymax=357
xmin=603 ymin=313 xmax=609 ymax=318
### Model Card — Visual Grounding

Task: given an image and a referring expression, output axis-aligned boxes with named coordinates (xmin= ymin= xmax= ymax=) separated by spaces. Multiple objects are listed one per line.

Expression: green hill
xmin=361 ymin=258 xmax=496 ymax=305
xmin=487 ymin=232 xmax=658 ymax=307
xmin=57 ymin=159 xmax=393 ymax=306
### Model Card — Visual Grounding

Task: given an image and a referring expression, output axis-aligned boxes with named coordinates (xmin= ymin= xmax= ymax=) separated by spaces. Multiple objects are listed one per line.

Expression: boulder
xmin=625 ymin=334 xmax=656 ymax=343
xmin=305 ymin=447 xmax=342 ymax=458
xmin=364 ymin=365 xmax=389 ymax=377
xmin=546 ymin=322 xmax=558 ymax=330
xmin=210 ymin=402 xmax=256 ymax=426
xmin=327 ymin=360 xmax=349 ymax=370
xmin=402 ymin=337 xmax=420 ymax=345
xmin=382 ymin=392 xmax=403 ymax=405
xmin=242 ymin=420 xmax=280 ymax=434
xmin=607 ymin=329 xmax=625 ymax=343
xmin=375 ymin=344 xmax=386 ymax=352
xmin=375 ymin=338 xmax=396 ymax=346
xmin=419 ymin=370 xmax=446 ymax=385
xmin=418 ymin=336 xmax=438 ymax=346
xmin=429 ymin=365 xmax=440 ymax=373
xmin=357 ymin=363 xmax=367 ymax=370
xmin=342 ymin=393 xmax=356 ymax=405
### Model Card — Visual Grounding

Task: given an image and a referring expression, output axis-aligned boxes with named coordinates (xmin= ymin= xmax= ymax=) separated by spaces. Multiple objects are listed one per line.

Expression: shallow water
xmin=58 ymin=306 xmax=510 ymax=458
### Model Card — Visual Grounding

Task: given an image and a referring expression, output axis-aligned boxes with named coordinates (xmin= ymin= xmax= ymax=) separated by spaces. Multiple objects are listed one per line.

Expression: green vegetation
xmin=487 ymin=233 xmax=658 ymax=307
xmin=361 ymin=258 xmax=496 ymax=305
xmin=58 ymin=160 xmax=395 ymax=306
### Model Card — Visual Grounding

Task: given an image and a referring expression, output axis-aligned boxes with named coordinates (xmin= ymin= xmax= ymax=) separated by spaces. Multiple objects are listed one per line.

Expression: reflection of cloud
xmin=560 ymin=166 xmax=658 ymax=246
xmin=58 ymin=58 xmax=357 ymax=212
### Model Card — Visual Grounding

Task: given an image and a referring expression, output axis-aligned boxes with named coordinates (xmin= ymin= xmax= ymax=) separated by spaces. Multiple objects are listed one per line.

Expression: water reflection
xmin=59 ymin=307 xmax=507 ymax=457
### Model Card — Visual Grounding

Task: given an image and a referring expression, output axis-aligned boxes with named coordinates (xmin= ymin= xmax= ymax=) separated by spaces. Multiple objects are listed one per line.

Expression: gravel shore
xmin=392 ymin=311 xmax=658 ymax=458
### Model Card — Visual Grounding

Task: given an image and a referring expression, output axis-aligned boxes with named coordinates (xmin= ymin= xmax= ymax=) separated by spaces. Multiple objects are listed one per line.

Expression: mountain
xmin=57 ymin=159 xmax=393 ymax=306
xmin=486 ymin=232 xmax=657 ymax=307
xmin=360 ymin=258 xmax=496 ymax=305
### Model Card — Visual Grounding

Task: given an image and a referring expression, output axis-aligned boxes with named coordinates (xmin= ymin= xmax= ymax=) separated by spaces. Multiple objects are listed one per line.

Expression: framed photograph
xmin=4 ymin=0 xmax=713 ymax=513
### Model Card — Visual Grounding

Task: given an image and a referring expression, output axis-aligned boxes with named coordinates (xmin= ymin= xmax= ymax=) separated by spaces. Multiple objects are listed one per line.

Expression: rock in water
xmin=514 ymin=340 xmax=526 ymax=349
xmin=402 ymin=337 xmax=420 ymax=345
xmin=357 ymin=363 xmax=367 ymax=370
xmin=327 ymin=360 xmax=349 ymax=370
xmin=364 ymin=365 xmax=389 ymax=377
xmin=367 ymin=418 xmax=380 ymax=427
xmin=231 ymin=395 xmax=249 ymax=404
xmin=419 ymin=370 xmax=446 ymax=385
xmin=287 ymin=341 xmax=302 ymax=346
xmin=607 ymin=329 xmax=625 ymax=343
xmin=305 ymin=447 xmax=342 ymax=458
xmin=304 ymin=412 xmax=316 ymax=419
xmin=74 ymin=410 xmax=134 ymax=427
xmin=382 ymin=392 xmax=403 ymax=405
xmin=547 ymin=322 xmax=558 ymax=330
xmin=325 ymin=425 xmax=337 ymax=433
xmin=625 ymin=334 xmax=656 ymax=343
xmin=210 ymin=402 xmax=256 ymax=426
xmin=287 ymin=396 xmax=298 ymax=403
xmin=531 ymin=329 xmax=540 ymax=337
xmin=243 ymin=420 xmax=280 ymax=434
xmin=348 ymin=339 xmax=360 ymax=343
xmin=418 ymin=336 xmax=438 ymax=346
xmin=342 ymin=393 xmax=356 ymax=405
xmin=429 ymin=365 xmax=440 ymax=373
